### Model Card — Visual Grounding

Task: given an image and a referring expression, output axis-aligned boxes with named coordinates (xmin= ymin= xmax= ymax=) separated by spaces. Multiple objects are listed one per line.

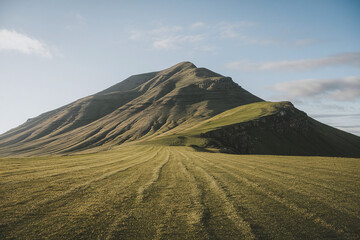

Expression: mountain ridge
xmin=1 ymin=62 xmax=359 ymax=157
xmin=148 ymin=101 xmax=360 ymax=157
xmin=0 ymin=62 xmax=263 ymax=156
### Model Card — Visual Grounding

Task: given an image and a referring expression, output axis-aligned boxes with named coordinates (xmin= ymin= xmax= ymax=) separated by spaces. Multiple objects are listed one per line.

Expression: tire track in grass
xmin=206 ymin=154 xmax=360 ymax=239
xmin=136 ymin=148 xmax=171 ymax=203
xmin=214 ymin=155 xmax=360 ymax=219
xmin=56 ymin=149 xmax=164 ymax=240
xmin=8 ymin=148 xmax=163 ymax=240
xmin=105 ymin=149 xmax=177 ymax=240
xmin=0 ymin=145 xmax=151 ymax=175
xmin=0 ymin=145 xmax=153 ymax=184
xmin=177 ymin=149 xmax=255 ymax=240
xmin=191 ymin=151 xmax=358 ymax=239
xmin=3 ymin=147 xmax=162 ymax=229
xmin=222 ymin=154 xmax=360 ymax=180
xmin=104 ymin=148 xmax=167 ymax=240
xmin=150 ymin=149 xmax=208 ymax=240
xmin=108 ymin=148 xmax=208 ymax=240
xmin=0 ymin=147 xmax=156 ymax=211
xmin=0 ymin=148 xmax=131 ymax=176
xmin=174 ymin=150 xmax=209 ymax=239
xmin=140 ymin=149 xmax=176 ymax=240
xmin=217 ymin=154 xmax=360 ymax=198
xmin=0 ymin=146 xmax=157 ymax=217
xmin=19 ymin=146 xmax=165 ymax=240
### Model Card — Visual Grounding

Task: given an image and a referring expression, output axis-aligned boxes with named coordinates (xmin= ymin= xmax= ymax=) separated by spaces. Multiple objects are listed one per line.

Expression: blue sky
xmin=1 ymin=0 xmax=360 ymax=135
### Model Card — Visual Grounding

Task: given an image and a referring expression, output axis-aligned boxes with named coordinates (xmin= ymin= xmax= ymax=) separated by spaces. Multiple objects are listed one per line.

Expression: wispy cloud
xmin=0 ymin=29 xmax=52 ymax=58
xmin=190 ymin=22 xmax=205 ymax=29
xmin=65 ymin=13 xmax=86 ymax=30
xmin=226 ymin=52 xmax=360 ymax=71
xmin=127 ymin=21 xmax=256 ymax=51
xmin=153 ymin=35 xmax=203 ymax=50
xmin=311 ymin=113 xmax=360 ymax=118
xmin=215 ymin=21 xmax=256 ymax=39
xmin=129 ymin=30 xmax=143 ymax=40
xmin=149 ymin=25 xmax=183 ymax=35
xmin=128 ymin=24 xmax=207 ymax=51
xmin=273 ymin=76 xmax=360 ymax=101
xmin=128 ymin=20 xmax=317 ymax=52
xmin=309 ymin=113 xmax=360 ymax=136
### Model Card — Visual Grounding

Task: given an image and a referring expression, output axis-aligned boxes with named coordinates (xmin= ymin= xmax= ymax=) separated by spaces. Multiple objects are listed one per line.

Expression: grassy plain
xmin=0 ymin=144 xmax=359 ymax=239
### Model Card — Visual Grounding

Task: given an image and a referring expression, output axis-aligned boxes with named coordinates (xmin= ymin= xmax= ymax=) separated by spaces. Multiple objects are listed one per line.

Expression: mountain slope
xmin=0 ymin=62 xmax=262 ymax=156
xmin=1 ymin=62 xmax=359 ymax=157
xmin=149 ymin=101 xmax=360 ymax=157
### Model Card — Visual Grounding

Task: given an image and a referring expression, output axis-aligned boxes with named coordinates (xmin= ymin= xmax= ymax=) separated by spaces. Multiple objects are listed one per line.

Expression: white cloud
xmin=190 ymin=22 xmax=205 ymax=29
xmin=153 ymin=35 xmax=203 ymax=50
xmin=75 ymin=13 xmax=86 ymax=24
xmin=198 ymin=45 xmax=216 ymax=52
xmin=65 ymin=13 xmax=86 ymax=30
xmin=227 ymin=52 xmax=360 ymax=71
xmin=129 ymin=20 xmax=314 ymax=51
xmin=128 ymin=24 xmax=206 ymax=51
xmin=215 ymin=21 xmax=257 ymax=39
xmin=0 ymin=29 xmax=52 ymax=58
xmin=273 ymin=76 xmax=360 ymax=101
xmin=149 ymin=26 xmax=183 ymax=35
xmin=129 ymin=30 xmax=143 ymax=40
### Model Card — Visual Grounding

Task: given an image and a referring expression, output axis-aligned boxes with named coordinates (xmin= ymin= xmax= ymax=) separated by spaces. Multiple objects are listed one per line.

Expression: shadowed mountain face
xmin=150 ymin=101 xmax=360 ymax=158
xmin=0 ymin=62 xmax=262 ymax=156
xmin=1 ymin=61 xmax=359 ymax=158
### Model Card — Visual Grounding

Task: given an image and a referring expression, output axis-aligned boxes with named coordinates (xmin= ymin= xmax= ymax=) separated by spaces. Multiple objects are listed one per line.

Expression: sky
xmin=0 ymin=0 xmax=360 ymax=135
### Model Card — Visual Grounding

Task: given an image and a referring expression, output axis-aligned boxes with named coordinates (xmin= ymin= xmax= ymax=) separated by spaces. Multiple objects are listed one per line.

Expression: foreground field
xmin=0 ymin=145 xmax=359 ymax=239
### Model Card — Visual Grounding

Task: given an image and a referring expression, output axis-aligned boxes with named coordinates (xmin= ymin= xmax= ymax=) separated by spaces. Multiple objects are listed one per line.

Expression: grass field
xmin=0 ymin=145 xmax=359 ymax=239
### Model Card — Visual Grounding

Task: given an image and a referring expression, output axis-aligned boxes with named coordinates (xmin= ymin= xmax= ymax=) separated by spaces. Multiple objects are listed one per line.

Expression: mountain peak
xmin=173 ymin=61 xmax=197 ymax=69
xmin=159 ymin=61 xmax=197 ymax=75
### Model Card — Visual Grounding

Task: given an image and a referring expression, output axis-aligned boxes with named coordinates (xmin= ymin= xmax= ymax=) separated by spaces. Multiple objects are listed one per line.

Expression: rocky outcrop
xmin=202 ymin=106 xmax=308 ymax=153
xmin=201 ymin=105 xmax=360 ymax=157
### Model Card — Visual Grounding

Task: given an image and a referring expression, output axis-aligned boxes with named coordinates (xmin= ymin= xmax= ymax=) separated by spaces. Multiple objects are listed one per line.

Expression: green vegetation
xmin=0 ymin=62 xmax=262 ymax=157
xmin=0 ymin=145 xmax=359 ymax=239
xmin=1 ymin=62 xmax=360 ymax=239
xmin=148 ymin=101 xmax=360 ymax=157
xmin=183 ymin=101 xmax=291 ymax=134
xmin=1 ymin=62 xmax=359 ymax=157
xmin=150 ymin=101 xmax=289 ymax=142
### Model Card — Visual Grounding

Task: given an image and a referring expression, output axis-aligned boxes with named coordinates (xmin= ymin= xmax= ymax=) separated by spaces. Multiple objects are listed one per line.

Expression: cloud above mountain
xmin=273 ymin=76 xmax=360 ymax=101
xmin=127 ymin=21 xmax=312 ymax=52
xmin=0 ymin=29 xmax=52 ymax=58
xmin=227 ymin=52 xmax=360 ymax=71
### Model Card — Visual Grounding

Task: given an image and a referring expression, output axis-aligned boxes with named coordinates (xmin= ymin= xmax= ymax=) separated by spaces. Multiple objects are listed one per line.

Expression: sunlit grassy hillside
xmin=149 ymin=101 xmax=360 ymax=157
xmin=0 ymin=145 xmax=359 ymax=239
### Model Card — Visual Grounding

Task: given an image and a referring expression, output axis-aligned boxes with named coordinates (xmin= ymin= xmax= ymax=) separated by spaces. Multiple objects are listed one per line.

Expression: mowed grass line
xmin=0 ymin=145 xmax=157 ymax=216
xmin=177 ymin=149 xmax=255 ymax=240
xmin=185 ymin=149 xmax=360 ymax=239
xmin=0 ymin=145 xmax=153 ymax=182
xmin=0 ymin=145 xmax=359 ymax=239
xmin=0 ymin=146 xmax=165 ymax=239
xmin=103 ymin=148 xmax=172 ymax=240
xmin=215 ymin=154 xmax=360 ymax=218
xmin=107 ymin=148 xmax=211 ymax=240
xmin=201 ymin=152 xmax=360 ymax=219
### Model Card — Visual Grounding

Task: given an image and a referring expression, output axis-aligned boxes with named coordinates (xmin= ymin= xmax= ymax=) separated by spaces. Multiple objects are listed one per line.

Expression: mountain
xmin=151 ymin=101 xmax=360 ymax=157
xmin=0 ymin=62 xmax=359 ymax=157
xmin=0 ymin=62 xmax=262 ymax=156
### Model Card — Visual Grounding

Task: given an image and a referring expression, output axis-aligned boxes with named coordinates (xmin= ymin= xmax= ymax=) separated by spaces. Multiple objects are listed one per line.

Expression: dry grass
xmin=0 ymin=145 xmax=359 ymax=239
